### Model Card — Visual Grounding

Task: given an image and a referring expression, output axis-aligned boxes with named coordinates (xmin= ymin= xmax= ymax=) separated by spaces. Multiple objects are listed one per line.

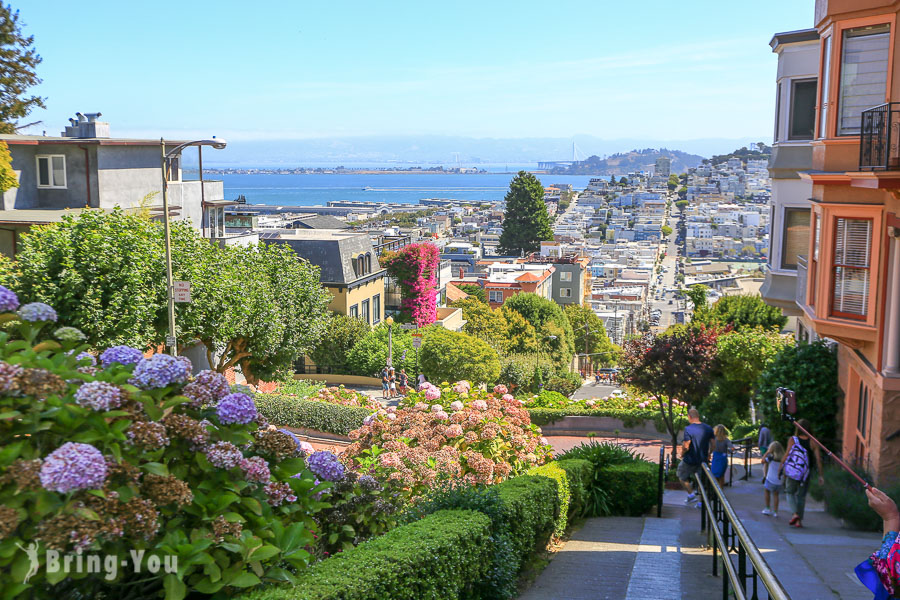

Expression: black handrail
xmin=657 ymin=444 xmax=666 ymax=518
xmin=695 ymin=463 xmax=790 ymax=600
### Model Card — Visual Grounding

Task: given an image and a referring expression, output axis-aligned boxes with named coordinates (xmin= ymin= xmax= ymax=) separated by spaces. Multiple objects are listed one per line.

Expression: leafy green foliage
xmin=420 ymin=326 xmax=500 ymax=385
xmin=556 ymin=441 xmax=644 ymax=517
xmin=308 ymin=313 xmax=370 ymax=373
xmin=543 ymin=372 xmax=581 ymax=396
xmin=254 ymin=395 xmax=370 ymax=435
xmin=526 ymin=463 xmax=569 ymax=537
xmin=596 ymin=462 xmax=657 ymax=516
xmin=555 ymin=459 xmax=593 ymax=519
xmin=241 ymin=510 xmax=493 ymax=600
xmin=755 ymin=341 xmax=839 ymax=449
xmin=564 ymin=303 xmax=616 ymax=367
xmin=818 ymin=466 xmax=900 ymax=531
xmin=0 ymin=4 xmax=45 ymax=133
xmin=0 ymin=141 xmax=17 ymax=192
xmin=497 ymin=172 xmax=553 ymax=256
xmin=345 ymin=323 xmax=414 ymax=376
xmin=494 ymin=475 xmax=558 ymax=567
xmin=661 ymin=225 xmax=673 ymax=236
xmin=457 ymin=283 xmax=486 ymax=303
xmin=452 ymin=296 xmax=509 ymax=352
xmin=502 ymin=293 xmax=575 ymax=367
xmin=695 ymin=294 xmax=787 ymax=332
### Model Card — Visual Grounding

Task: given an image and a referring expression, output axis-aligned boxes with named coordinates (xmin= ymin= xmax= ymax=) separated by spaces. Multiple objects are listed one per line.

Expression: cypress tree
xmin=0 ymin=4 xmax=45 ymax=133
xmin=497 ymin=171 xmax=553 ymax=256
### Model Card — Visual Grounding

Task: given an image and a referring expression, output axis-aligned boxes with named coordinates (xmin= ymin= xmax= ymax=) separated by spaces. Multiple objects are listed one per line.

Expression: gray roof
xmin=261 ymin=229 xmax=382 ymax=284
xmin=294 ymin=215 xmax=349 ymax=230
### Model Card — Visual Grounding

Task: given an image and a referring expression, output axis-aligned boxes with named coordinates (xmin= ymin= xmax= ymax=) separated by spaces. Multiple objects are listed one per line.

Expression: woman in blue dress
xmin=709 ymin=424 xmax=733 ymax=486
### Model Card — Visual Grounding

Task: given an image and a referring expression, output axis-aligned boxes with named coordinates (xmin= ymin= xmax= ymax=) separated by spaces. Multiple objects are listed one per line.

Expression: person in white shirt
xmin=761 ymin=441 xmax=785 ymax=518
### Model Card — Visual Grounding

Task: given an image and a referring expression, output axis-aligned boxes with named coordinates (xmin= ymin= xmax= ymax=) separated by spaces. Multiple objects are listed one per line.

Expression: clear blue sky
xmin=19 ymin=0 xmax=812 ymax=141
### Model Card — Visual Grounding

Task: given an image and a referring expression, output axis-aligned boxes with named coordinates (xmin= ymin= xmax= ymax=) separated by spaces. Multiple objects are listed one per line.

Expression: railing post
xmin=738 ymin=540 xmax=747 ymax=593
xmin=657 ymin=445 xmax=664 ymax=518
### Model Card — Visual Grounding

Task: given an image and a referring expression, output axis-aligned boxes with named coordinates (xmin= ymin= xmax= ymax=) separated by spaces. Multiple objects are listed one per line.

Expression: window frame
xmin=560 ymin=271 xmax=573 ymax=282
xmin=818 ymin=33 xmax=833 ymax=139
xmin=836 ymin=23 xmax=892 ymax=137
xmin=36 ymin=154 xmax=67 ymax=189
xmin=361 ymin=298 xmax=370 ymax=325
xmin=560 ymin=287 xmax=572 ymax=298
xmin=349 ymin=304 xmax=358 ymax=319
xmin=830 ymin=216 xmax=873 ymax=320
xmin=788 ymin=78 xmax=818 ymax=141
xmin=373 ymin=294 xmax=381 ymax=324
xmin=780 ymin=207 xmax=811 ymax=270
xmin=488 ymin=290 xmax=503 ymax=304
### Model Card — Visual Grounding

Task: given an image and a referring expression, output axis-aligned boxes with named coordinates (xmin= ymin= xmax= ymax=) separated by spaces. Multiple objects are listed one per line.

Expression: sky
xmin=17 ymin=0 xmax=813 ymax=146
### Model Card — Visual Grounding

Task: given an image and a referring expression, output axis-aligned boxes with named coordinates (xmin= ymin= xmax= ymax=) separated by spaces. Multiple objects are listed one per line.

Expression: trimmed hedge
xmin=241 ymin=510 xmax=492 ymax=600
xmin=597 ymin=461 xmax=657 ymax=517
xmin=255 ymin=394 xmax=370 ymax=435
xmin=528 ymin=407 xmax=687 ymax=433
xmin=556 ymin=459 xmax=592 ymax=518
xmin=495 ymin=474 xmax=559 ymax=564
xmin=526 ymin=463 xmax=570 ymax=537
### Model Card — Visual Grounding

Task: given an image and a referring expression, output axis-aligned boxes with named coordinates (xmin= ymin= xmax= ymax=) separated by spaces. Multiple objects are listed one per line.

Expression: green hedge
xmin=255 ymin=394 xmax=370 ymax=435
xmin=526 ymin=463 xmax=570 ymax=537
xmin=556 ymin=459 xmax=592 ymax=518
xmin=241 ymin=510 xmax=492 ymax=600
xmin=528 ymin=407 xmax=687 ymax=433
xmin=495 ymin=474 xmax=559 ymax=564
xmin=597 ymin=461 xmax=657 ymax=517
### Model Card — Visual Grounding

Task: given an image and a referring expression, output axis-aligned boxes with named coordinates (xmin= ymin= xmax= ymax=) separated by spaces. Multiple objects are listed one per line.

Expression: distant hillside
xmin=706 ymin=143 xmax=771 ymax=166
xmin=550 ymin=148 xmax=704 ymax=176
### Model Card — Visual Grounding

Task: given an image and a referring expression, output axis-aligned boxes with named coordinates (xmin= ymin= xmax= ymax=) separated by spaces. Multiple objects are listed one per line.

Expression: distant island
xmin=202 ymin=166 xmax=489 ymax=175
xmin=549 ymin=148 xmax=704 ymax=175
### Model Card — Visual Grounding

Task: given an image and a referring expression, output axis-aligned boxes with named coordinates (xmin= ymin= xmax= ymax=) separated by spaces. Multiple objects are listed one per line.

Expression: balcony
xmin=796 ymin=255 xmax=808 ymax=308
xmin=859 ymin=103 xmax=900 ymax=171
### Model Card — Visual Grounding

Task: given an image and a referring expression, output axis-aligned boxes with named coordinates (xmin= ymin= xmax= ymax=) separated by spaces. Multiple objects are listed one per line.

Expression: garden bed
xmin=536 ymin=415 xmax=670 ymax=440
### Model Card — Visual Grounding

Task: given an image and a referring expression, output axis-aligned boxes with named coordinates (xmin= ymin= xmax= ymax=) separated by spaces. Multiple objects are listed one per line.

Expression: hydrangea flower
xmin=501 ymin=393 xmax=514 ymax=403
xmin=264 ymin=481 xmax=297 ymax=506
xmin=433 ymin=410 xmax=449 ymax=420
xmin=357 ymin=475 xmax=381 ymax=491
xmin=73 ymin=352 xmax=96 ymax=366
xmin=307 ymin=450 xmax=345 ymax=481
xmin=430 ymin=404 xmax=443 ymax=413
xmin=74 ymin=381 xmax=123 ymax=411
xmin=452 ymin=381 xmax=470 ymax=394
xmin=493 ymin=384 xmax=508 ymax=395
xmin=450 ymin=401 xmax=464 ymax=412
xmin=129 ymin=354 xmax=191 ymax=389
xmin=472 ymin=400 xmax=488 ymax=411
xmin=18 ymin=302 xmax=57 ymax=323
xmin=240 ymin=456 xmax=271 ymax=483
xmin=0 ymin=285 xmax=19 ymax=313
xmin=53 ymin=326 xmax=86 ymax=342
xmin=216 ymin=393 xmax=257 ymax=425
xmin=425 ymin=387 xmax=441 ymax=401
xmin=100 ymin=345 xmax=145 ymax=368
xmin=0 ymin=361 xmax=23 ymax=395
xmin=205 ymin=441 xmax=243 ymax=469
xmin=386 ymin=413 xmax=396 ymax=421
xmin=183 ymin=370 xmax=230 ymax=407
xmin=39 ymin=442 xmax=107 ymax=493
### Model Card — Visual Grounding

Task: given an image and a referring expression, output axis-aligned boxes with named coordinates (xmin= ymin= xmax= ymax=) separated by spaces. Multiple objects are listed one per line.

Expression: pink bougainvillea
xmin=380 ymin=242 xmax=440 ymax=327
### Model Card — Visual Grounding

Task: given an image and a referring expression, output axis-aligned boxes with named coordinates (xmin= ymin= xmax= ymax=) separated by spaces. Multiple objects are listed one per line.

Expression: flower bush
xmin=345 ymin=382 xmax=552 ymax=495
xmin=0 ymin=286 xmax=327 ymax=599
xmin=380 ymin=242 xmax=440 ymax=327
xmin=308 ymin=385 xmax=381 ymax=411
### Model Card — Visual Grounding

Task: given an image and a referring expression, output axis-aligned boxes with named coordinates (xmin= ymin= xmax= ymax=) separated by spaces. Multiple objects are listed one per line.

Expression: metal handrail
xmin=695 ymin=462 xmax=790 ymax=600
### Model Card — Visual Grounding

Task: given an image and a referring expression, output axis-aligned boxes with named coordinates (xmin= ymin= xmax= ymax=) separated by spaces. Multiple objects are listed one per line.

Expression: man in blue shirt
xmin=677 ymin=408 xmax=714 ymax=504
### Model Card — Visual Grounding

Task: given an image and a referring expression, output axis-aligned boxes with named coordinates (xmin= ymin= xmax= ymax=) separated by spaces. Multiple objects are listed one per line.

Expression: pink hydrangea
xmin=386 ymin=413 xmax=397 ymax=421
xmin=445 ymin=424 xmax=464 ymax=437
xmin=501 ymin=394 xmax=514 ymax=403
xmin=493 ymin=385 xmax=508 ymax=395
xmin=299 ymin=440 xmax=315 ymax=454
xmin=453 ymin=381 xmax=471 ymax=394
xmin=434 ymin=411 xmax=449 ymax=420
xmin=430 ymin=404 xmax=443 ymax=413
xmin=425 ymin=387 xmax=441 ymax=401
xmin=364 ymin=414 xmax=376 ymax=426
xmin=450 ymin=401 xmax=464 ymax=412
xmin=472 ymin=400 xmax=487 ymax=411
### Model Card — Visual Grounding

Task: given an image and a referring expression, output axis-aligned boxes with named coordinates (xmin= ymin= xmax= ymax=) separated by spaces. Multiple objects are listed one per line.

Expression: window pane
xmin=834 ymin=218 xmax=872 ymax=267
xmin=781 ymin=208 xmax=810 ymax=269
xmin=820 ymin=36 xmax=832 ymax=138
xmin=774 ymin=82 xmax=782 ymax=141
xmin=832 ymin=217 xmax=871 ymax=317
xmin=790 ymin=80 xmax=817 ymax=140
xmin=37 ymin=157 xmax=50 ymax=186
xmin=833 ymin=266 xmax=870 ymax=316
xmin=839 ymin=25 xmax=890 ymax=135
xmin=51 ymin=156 xmax=65 ymax=186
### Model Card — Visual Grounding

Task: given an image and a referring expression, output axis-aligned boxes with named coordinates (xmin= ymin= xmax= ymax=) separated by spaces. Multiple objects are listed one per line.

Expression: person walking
xmin=398 ymin=368 xmax=409 ymax=395
xmin=758 ymin=422 xmax=773 ymax=483
xmin=761 ymin=441 xmax=785 ymax=518
xmin=780 ymin=418 xmax=824 ymax=528
xmin=380 ymin=365 xmax=390 ymax=400
xmin=417 ymin=372 xmax=427 ymax=391
xmin=388 ymin=367 xmax=397 ymax=399
xmin=678 ymin=408 xmax=714 ymax=504
xmin=709 ymin=424 xmax=733 ymax=487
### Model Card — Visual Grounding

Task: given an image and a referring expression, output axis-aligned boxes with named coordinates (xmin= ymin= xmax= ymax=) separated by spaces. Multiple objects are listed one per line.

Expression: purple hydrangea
xmin=358 ymin=474 xmax=381 ymax=491
xmin=18 ymin=302 xmax=57 ymax=323
xmin=0 ymin=285 xmax=19 ymax=313
xmin=183 ymin=370 xmax=231 ymax=407
xmin=306 ymin=450 xmax=345 ymax=482
xmin=0 ymin=361 xmax=23 ymax=394
xmin=129 ymin=354 xmax=191 ymax=389
xmin=263 ymin=481 xmax=297 ymax=506
xmin=39 ymin=442 xmax=107 ymax=493
xmin=74 ymin=381 xmax=123 ymax=411
xmin=100 ymin=345 xmax=145 ymax=368
xmin=216 ymin=393 xmax=257 ymax=425
xmin=74 ymin=352 xmax=96 ymax=367
xmin=239 ymin=456 xmax=271 ymax=483
xmin=205 ymin=441 xmax=243 ymax=469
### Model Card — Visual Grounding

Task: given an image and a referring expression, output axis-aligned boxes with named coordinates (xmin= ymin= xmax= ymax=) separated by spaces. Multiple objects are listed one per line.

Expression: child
xmin=761 ymin=441 xmax=785 ymax=518
xmin=709 ymin=424 xmax=733 ymax=487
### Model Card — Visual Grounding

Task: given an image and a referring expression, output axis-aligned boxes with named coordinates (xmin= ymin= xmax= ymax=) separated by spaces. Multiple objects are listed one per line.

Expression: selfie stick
xmin=789 ymin=419 xmax=870 ymax=489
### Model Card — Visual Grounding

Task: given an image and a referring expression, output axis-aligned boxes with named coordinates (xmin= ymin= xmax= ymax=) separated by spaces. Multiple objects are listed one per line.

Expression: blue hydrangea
xmin=39 ymin=442 xmax=107 ymax=493
xmin=0 ymin=286 xmax=18 ymax=313
xmin=74 ymin=381 xmax=123 ymax=411
xmin=18 ymin=302 xmax=57 ymax=323
xmin=73 ymin=352 xmax=96 ymax=366
xmin=306 ymin=450 xmax=345 ymax=482
xmin=216 ymin=393 xmax=257 ymax=425
xmin=183 ymin=370 xmax=231 ymax=407
xmin=129 ymin=354 xmax=191 ymax=389
xmin=100 ymin=345 xmax=145 ymax=368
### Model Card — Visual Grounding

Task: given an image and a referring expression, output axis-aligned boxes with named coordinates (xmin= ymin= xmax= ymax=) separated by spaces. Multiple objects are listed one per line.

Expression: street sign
xmin=399 ymin=323 xmax=417 ymax=330
xmin=173 ymin=280 xmax=191 ymax=303
xmin=165 ymin=335 xmax=177 ymax=347
xmin=412 ymin=333 xmax=422 ymax=349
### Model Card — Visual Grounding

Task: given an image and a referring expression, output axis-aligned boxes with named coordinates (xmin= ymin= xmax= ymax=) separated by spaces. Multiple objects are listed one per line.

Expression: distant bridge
xmin=538 ymin=141 xmax=587 ymax=171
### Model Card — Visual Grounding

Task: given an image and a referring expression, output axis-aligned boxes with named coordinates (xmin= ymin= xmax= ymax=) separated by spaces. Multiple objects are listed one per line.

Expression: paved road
xmin=571 ymin=382 xmax=618 ymax=400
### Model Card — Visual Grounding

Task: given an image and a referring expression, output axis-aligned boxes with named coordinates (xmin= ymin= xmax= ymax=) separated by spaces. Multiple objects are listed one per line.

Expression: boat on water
xmin=363 ymin=186 xmax=374 ymax=191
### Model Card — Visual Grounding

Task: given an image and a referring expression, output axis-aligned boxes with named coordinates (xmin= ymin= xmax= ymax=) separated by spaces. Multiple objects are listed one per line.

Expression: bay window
xmin=832 ymin=217 xmax=872 ymax=318
xmin=838 ymin=24 xmax=890 ymax=136
xmin=781 ymin=208 xmax=811 ymax=270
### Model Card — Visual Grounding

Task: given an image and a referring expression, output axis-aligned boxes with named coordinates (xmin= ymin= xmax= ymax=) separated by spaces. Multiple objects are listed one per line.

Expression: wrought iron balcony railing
xmin=859 ymin=103 xmax=900 ymax=171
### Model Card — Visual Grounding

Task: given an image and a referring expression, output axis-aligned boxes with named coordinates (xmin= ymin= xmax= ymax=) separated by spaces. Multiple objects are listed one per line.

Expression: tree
xmin=420 ymin=327 xmax=501 ymax=385
xmin=608 ymin=174 xmax=616 ymax=185
xmin=675 ymin=199 xmax=689 ymax=209
xmin=0 ymin=4 xmax=45 ymax=133
xmin=0 ymin=141 xmax=17 ymax=192
xmin=695 ymin=294 xmax=787 ymax=332
xmin=346 ymin=324 xmax=415 ymax=377
xmin=502 ymin=292 xmax=575 ymax=366
xmin=451 ymin=296 xmax=507 ymax=351
xmin=755 ymin=341 xmax=839 ymax=449
xmin=497 ymin=171 xmax=553 ymax=256
xmin=307 ymin=313 xmax=370 ymax=374
xmin=684 ymin=284 xmax=708 ymax=313
xmin=618 ymin=176 xmax=628 ymax=186
xmin=564 ymin=303 xmax=617 ymax=368
xmin=621 ymin=325 xmax=721 ymax=461
xmin=661 ymin=225 xmax=673 ymax=237
xmin=667 ymin=174 xmax=679 ymax=191
xmin=380 ymin=242 xmax=440 ymax=326
xmin=456 ymin=283 xmax=486 ymax=304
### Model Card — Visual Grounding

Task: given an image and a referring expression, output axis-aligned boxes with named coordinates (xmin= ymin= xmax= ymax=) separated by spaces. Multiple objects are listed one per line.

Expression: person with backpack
xmin=779 ymin=419 xmax=824 ymax=528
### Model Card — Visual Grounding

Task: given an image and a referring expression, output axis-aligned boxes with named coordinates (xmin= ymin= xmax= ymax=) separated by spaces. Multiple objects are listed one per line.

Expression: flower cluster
xmin=18 ymin=302 xmax=57 ymax=323
xmin=53 ymin=326 xmax=86 ymax=342
xmin=129 ymin=353 xmax=191 ymax=389
xmin=216 ymin=393 xmax=257 ymax=425
xmin=142 ymin=474 xmax=193 ymax=507
xmin=0 ymin=285 xmax=19 ymax=312
xmin=205 ymin=441 xmax=243 ymax=469
xmin=308 ymin=386 xmax=381 ymax=410
xmin=380 ymin=242 xmax=440 ymax=327
xmin=263 ymin=481 xmax=297 ymax=506
xmin=126 ymin=421 xmax=170 ymax=450
xmin=307 ymin=450 xmax=345 ymax=481
xmin=39 ymin=442 xmax=107 ymax=493
xmin=99 ymin=345 xmax=145 ymax=368
xmin=240 ymin=456 xmax=271 ymax=483
xmin=183 ymin=370 xmax=231 ymax=407
xmin=0 ymin=361 xmax=23 ymax=395
xmin=74 ymin=380 xmax=124 ymax=411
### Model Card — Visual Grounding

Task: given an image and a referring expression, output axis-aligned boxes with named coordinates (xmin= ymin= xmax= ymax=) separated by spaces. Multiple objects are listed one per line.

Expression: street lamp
xmin=385 ymin=315 xmax=394 ymax=367
xmin=160 ymin=137 xmax=227 ymax=356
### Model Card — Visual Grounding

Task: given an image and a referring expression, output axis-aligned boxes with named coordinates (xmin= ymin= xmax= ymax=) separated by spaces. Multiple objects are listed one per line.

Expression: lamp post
xmin=160 ymin=137 xmax=227 ymax=356
xmin=385 ymin=315 xmax=394 ymax=367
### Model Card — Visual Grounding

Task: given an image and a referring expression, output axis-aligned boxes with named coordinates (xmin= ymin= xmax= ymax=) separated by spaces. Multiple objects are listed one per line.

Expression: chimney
xmin=459 ymin=268 xmax=465 ymax=279
xmin=62 ymin=112 xmax=110 ymax=138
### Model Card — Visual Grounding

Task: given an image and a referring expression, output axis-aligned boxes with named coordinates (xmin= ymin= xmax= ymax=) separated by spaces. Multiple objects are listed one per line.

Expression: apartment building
xmin=766 ymin=0 xmax=900 ymax=482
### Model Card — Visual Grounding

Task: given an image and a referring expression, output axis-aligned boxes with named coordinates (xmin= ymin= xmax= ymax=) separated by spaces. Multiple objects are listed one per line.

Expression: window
xmin=560 ymin=271 xmax=572 ymax=282
xmin=774 ymin=82 xmax=782 ymax=140
xmin=206 ymin=206 xmax=225 ymax=238
xmin=781 ymin=208 xmax=811 ymax=270
xmin=361 ymin=299 xmax=370 ymax=324
xmin=560 ymin=288 xmax=572 ymax=298
xmin=36 ymin=155 xmax=66 ymax=188
xmin=488 ymin=290 xmax=503 ymax=304
xmin=366 ymin=253 xmax=372 ymax=274
xmin=789 ymin=79 xmax=817 ymax=140
xmin=832 ymin=217 xmax=872 ymax=318
xmin=349 ymin=304 xmax=358 ymax=319
xmin=373 ymin=294 xmax=381 ymax=324
xmin=819 ymin=35 xmax=832 ymax=138
xmin=857 ymin=379 xmax=870 ymax=439
xmin=838 ymin=25 xmax=890 ymax=136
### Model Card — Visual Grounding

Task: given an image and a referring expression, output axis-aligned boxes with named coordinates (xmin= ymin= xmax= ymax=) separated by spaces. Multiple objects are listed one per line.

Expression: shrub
xmin=497 ymin=353 xmax=555 ymax=393
xmin=556 ymin=459 xmax=593 ymax=519
xmin=420 ymin=326 xmax=501 ymax=385
xmin=345 ymin=383 xmax=551 ymax=495
xmin=557 ymin=441 xmax=642 ymax=517
xmin=596 ymin=461 xmax=658 ymax=516
xmin=524 ymin=389 xmax=570 ymax=408
xmin=240 ymin=510 xmax=493 ymax=600
xmin=0 ymin=290 xmax=325 ymax=598
xmin=345 ymin=324 xmax=414 ymax=377
xmin=272 ymin=377 xmax=323 ymax=398
xmin=307 ymin=385 xmax=381 ymax=410
xmin=494 ymin=474 xmax=558 ymax=564
xmin=380 ymin=242 xmax=440 ymax=327
xmin=544 ymin=371 xmax=581 ymax=397
xmin=819 ymin=466 xmax=900 ymax=531
xmin=255 ymin=394 xmax=370 ymax=435
xmin=526 ymin=463 xmax=570 ymax=537
xmin=307 ymin=313 xmax=370 ymax=374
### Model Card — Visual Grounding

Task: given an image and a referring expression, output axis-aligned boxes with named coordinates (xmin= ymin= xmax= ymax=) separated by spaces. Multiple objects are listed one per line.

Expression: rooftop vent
xmin=62 ymin=112 xmax=110 ymax=138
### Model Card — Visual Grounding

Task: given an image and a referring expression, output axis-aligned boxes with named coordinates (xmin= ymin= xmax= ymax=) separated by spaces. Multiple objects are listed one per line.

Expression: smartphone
xmin=776 ymin=387 xmax=797 ymax=421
